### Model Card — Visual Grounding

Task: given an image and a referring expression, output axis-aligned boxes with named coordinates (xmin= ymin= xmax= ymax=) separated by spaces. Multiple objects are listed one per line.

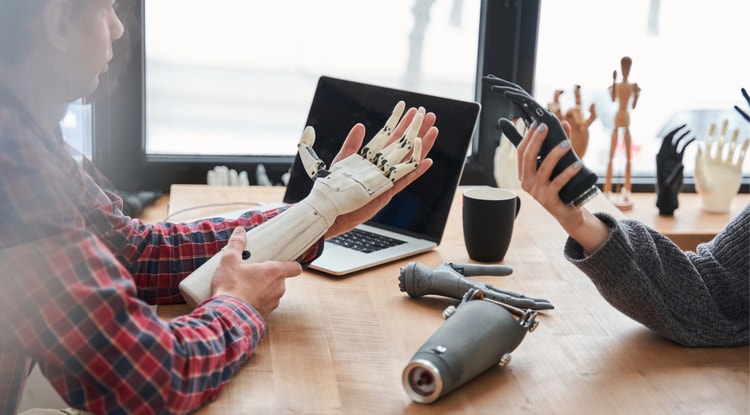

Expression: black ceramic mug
xmin=462 ymin=187 xmax=521 ymax=262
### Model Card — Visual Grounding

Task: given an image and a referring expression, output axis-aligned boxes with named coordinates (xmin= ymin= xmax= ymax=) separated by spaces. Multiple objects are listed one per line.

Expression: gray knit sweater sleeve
xmin=564 ymin=203 xmax=749 ymax=347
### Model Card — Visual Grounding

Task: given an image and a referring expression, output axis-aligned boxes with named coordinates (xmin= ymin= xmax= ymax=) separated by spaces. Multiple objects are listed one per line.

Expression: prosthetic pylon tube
xmin=402 ymin=292 xmax=538 ymax=403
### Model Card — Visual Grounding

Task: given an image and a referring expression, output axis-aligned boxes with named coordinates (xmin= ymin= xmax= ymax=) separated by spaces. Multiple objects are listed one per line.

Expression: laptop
xmin=283 ymin=76 xmax=480 ymax=275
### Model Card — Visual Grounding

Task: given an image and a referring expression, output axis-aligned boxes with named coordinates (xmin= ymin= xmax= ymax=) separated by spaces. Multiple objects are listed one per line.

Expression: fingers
xmin=393 ymin=157 xmax=433 ymax=192
xmin=360 ymin=101 xmax=406 ymax=161
xmin=737 ymin=138 xmax=750 ymax=167
xmin=332 ymin=123 xmax=366 ymax=164
xmin=355 ymin=104 xmax=436 ymax=167
xmin=269 ymin=260 xmax=303 ymax=279
xmin=518 ymin=123 xmax=579 ymax=199
xmin=726 ymin=129 xmax=740 ymax=163
xmin=382 ymin=109 xmax=437 ymax=172
xmin=382 ymin=107 xmax=420 ymax=150
xmin=419 ymin=125 xmax=438 ymax=160
xmin=221 ymin=227 xmax=248 ymax=265
xmin=678 ymin=137 xmax=695 ymax=158
xmin=537 ymin=136 xmax=577 ymax=189
xmin=517 ymin=122 xmax=543 ymax=186
xmin=220 ymin=228 xmax=303 ymax=277
xmin=377 ymin=111 xmax=424 ymax=171
xmin=419 ymin=111 xmax=437 ymax=138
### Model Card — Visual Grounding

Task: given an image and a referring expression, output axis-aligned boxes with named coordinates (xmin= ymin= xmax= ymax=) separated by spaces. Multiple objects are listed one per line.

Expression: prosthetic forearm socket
xmin=179 ymin=102 xmax=425 ymax=308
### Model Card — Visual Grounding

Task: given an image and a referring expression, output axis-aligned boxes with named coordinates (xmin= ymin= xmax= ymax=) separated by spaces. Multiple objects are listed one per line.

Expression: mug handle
xmin=514 ymin=196 xmax=521 ymax=218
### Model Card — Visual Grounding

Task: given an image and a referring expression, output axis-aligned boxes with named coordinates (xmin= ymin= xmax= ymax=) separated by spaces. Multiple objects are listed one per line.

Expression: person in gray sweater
xmin=513 ymin=121 xmax=748 ymax=347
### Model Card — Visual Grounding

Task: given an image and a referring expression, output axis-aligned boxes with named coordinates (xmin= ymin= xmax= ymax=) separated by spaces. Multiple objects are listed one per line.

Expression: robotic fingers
xmin=298 ymin=100 xmax=424 ymax=187
xmin=298 ymin=101 xmax=427 ymax=216
xmin=179 ymin=102 xmax=431 ymax=308
xmin=482 ymin=75 xmax=599 ymax=206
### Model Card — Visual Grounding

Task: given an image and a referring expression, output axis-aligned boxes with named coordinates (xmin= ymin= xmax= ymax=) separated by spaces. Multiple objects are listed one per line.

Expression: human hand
xmin=179 ymin=105 xmax=437 ymax=308
xmin=516 ymin=121 xmax=611 ymax=253
xmin=516 ymin=121 xmax=582 ymax=225
xmin=211 ymin=227 xmax=301 ymax=319
xmin=655 ymin=124 xmax=695 ymax=215
xmin=695 ymin=120 xmax=749 ymax=212
xmin=316 ymin=103 xmax=438 ymax=238
xmin=485 ymin=76 xmax=598 ymax=206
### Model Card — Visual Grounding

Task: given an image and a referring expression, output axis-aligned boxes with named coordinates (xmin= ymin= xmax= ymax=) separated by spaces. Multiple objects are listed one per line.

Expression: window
xmin=144 ymin=0 xmax=480 ymax=158
xmin=92 ymin=1 xmax=745 ymax=194
xmin=93 ymin=0 xmax=504 ymax=192
xmin=533 ymin=0 xmax=750 ymax=191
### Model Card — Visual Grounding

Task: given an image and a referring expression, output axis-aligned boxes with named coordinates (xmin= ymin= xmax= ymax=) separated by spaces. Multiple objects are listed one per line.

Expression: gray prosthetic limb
xmin=398 ymin=261 xmax=554 ymax=311
xmin=402 ymin=288 xmax=539 ymax=403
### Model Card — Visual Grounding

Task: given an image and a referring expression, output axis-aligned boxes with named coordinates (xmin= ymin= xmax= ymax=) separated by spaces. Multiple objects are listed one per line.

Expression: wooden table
xmin=159 ymin=185 xmax=749 ymax=415
xmin=623 ymin=193 xmax=749 ymax=251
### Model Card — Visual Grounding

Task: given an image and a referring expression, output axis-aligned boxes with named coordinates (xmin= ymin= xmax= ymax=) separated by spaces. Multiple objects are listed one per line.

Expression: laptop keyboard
xmin=328 ymin=228 xmax=407 ymax=253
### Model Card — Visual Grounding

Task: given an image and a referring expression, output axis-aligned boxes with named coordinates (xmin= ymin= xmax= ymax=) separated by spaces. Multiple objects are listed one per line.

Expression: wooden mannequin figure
xmin=549 ymin=86 xmax=597 ymax=159
xmin=605 ymin=56 xmax=641 ymax=209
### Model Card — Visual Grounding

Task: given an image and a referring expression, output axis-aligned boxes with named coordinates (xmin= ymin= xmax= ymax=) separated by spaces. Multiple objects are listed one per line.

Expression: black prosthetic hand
xmin=655 ymin=124 xmax=695 ymax=215
xmin=736 ymin=87 xmax=750 ymax=124
xmin=482 ymin=75 xmax=599 ymax=206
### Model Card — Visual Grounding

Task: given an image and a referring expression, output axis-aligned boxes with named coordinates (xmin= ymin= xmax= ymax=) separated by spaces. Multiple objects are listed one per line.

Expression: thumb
xmin=694 ymin=150 xmax=705 ymax=184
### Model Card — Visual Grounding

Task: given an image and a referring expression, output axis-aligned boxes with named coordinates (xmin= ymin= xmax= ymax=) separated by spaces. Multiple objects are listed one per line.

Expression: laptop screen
xmin=284 ymin=76 xmax=480 ymax=243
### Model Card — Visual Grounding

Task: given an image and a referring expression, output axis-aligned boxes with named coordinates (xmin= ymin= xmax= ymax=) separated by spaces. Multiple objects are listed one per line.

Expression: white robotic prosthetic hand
xmin=179 ymin=101 xmax=425 ymax=308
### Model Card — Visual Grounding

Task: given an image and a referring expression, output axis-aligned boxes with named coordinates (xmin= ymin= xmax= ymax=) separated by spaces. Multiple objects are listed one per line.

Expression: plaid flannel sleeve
xmin=0 ymin=230 xmax=266 ymax=415
xmin=93 ymin=201 xmax=324 ymax=305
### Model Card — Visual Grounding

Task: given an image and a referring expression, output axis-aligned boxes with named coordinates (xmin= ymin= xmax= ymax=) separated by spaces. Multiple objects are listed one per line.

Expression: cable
xmin=163 ymin=201 xmax=263 ymax=222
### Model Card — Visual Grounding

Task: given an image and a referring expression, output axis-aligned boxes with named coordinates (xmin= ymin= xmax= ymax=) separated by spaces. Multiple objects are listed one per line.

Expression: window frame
xmin=92 ymin=0 xmax=541 ymax=192
xmin=91 ymin=0 xmax=747 ymax=193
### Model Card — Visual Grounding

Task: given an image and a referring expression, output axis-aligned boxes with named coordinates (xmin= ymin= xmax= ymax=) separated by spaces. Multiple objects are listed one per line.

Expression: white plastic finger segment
xmin=705 ymin=123 xmax=716 ymax=154
xmin=378 ymin=136 xmax=411 ymax=171
xmin=361 ymin=101 xmax=406 ymax=161
xmin=727 ymin=129 xmax=739 ymax=161
xmin=715 ymin=121 xmax=729 ymax=158
xmin=408 ymin=135 xmax=423 ymax=165
xmin=378 ymin=111 xmax=424 ymax=169
xmin=719 ymin=119 xmax=729 ymax=137
xmin=299 ymin=125 xmax=316 ymax=147
xmin=298 ymin=126 xmax=327 ymax=179
xmin=385 ymin=137 xmax=422 ymax=181
xmin=737 ymin=138 xmax=750 ymax=167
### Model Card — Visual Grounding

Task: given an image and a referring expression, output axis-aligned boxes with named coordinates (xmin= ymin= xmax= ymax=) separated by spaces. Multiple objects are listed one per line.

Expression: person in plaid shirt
xmin=0 ymin=1 xmax=438 ymax=414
